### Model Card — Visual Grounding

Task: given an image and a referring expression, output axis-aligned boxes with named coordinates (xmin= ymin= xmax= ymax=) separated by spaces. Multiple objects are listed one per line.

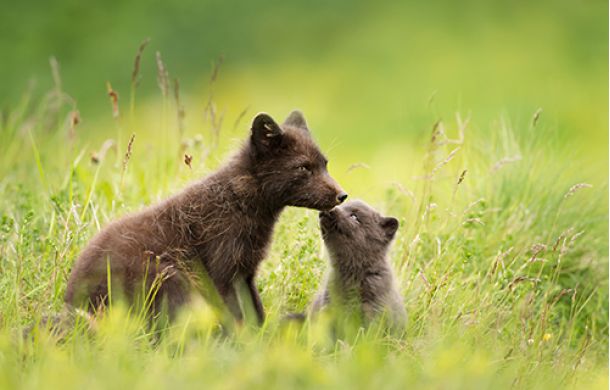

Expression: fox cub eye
xmin=350 ymin=213 xmax=360 ymax=223
xmin=297 ymin=165 xmax=312 ymax=174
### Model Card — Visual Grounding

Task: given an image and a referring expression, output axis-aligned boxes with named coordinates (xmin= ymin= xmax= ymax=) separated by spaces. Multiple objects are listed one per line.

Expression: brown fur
xmin=64 ymin=111 xmax=347 ymax=324
xmin=311 ymin=200 xmax=406 ymax=330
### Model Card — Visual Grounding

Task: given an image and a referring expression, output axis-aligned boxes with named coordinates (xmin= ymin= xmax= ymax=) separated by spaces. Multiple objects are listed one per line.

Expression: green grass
xmin=0 ymin=55 xmax=607 ymax=389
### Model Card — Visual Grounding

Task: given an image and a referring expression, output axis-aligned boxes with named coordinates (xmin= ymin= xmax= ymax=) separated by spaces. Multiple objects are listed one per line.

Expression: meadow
xmin=0 ymin=1 xmax=608 ymax=388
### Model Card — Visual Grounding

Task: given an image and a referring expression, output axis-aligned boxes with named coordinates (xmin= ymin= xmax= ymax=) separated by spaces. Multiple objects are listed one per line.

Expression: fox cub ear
xmin=381 ymin=217 xmax=399 ymax=239
xmin=283 ymin=110 xmax=309 ymax=131
xmin=251 ymin=113 xmax=283 ymax=151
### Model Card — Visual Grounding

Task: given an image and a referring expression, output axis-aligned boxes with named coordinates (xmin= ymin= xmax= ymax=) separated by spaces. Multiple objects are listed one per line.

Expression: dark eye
xmin=297 ymin=165 xmax=312 ymax=174
xmin=350 ymin=213 xmax=360 ymax=223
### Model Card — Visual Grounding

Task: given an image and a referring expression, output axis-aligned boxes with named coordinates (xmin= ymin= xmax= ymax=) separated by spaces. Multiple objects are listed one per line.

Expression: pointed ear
xmin=381 ymin=217 xmax=399 ymax=239
xmin=283 ymin=110 xmax=308 ymax=131
xmin=251 ymin=113 xmax=283 ymax=152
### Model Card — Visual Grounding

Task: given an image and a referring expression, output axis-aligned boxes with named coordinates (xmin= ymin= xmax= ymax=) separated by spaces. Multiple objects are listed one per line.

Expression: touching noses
xmin=337 ymin=191 xmax=348 ymax=204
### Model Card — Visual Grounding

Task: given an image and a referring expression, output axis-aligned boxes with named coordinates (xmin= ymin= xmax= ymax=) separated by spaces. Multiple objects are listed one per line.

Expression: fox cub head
xmin=319 ymin=200 xmax=399 ymax=261
xmin=248 ymin=110 xmax=347 ymax=211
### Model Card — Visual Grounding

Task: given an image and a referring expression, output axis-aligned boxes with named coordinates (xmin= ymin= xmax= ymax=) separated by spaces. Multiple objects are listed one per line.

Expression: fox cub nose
xmin=337 ymin=192 xmax=348 ymax=204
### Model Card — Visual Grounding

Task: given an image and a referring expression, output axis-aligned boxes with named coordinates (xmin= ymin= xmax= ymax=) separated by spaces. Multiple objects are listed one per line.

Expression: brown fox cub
xmin=312 ymin=200 xmax=406 ymax=331
xmin=64 ymin=110 xmax=347 ymax=324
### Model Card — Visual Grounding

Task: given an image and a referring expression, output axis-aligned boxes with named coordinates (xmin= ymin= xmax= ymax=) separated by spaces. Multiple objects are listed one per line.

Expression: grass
xmin=0 ymin=54 xmax=607 ymax=389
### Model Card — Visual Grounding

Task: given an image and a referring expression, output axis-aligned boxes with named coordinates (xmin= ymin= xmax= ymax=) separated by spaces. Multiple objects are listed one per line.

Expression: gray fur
xmin=312 ymin=200 xmax=406 ymax=331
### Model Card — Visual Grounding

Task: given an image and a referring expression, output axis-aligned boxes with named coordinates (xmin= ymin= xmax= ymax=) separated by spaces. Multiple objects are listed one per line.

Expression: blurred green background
xmin=0 ymin=3 xmax=608 ymax=387
xmin=1 ymin=0 xmax=607 ymax=173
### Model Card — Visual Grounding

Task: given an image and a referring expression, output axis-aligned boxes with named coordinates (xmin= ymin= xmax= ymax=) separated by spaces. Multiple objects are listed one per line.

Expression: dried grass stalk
xmin=564 ymin=183 xmax=592 ymax=199
xmin=91 ymin=139 xmax=116 ymax=164
xmin=156 ymin=51 xmax=169 ymax=98
xmin=131 ymin=38 xmax=151 ymax=88
xmin=174 ymin=78 xmax=186 ymax=138
xmin=532 ymin=108 xmax=543 ymax=127
xmin=490 ymin=155 xmax=522 ymax=173
xmin=106 ymin=82 xmax=119 ymax=119
xmin=184 ymin=153 xmax=193 ymax=169
xmin=68 ymin=110 xmax=80 ymax=141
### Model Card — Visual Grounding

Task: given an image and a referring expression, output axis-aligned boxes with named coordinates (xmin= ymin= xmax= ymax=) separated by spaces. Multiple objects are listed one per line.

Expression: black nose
xmin=337 ymin=192 xmax=348 ymax=204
